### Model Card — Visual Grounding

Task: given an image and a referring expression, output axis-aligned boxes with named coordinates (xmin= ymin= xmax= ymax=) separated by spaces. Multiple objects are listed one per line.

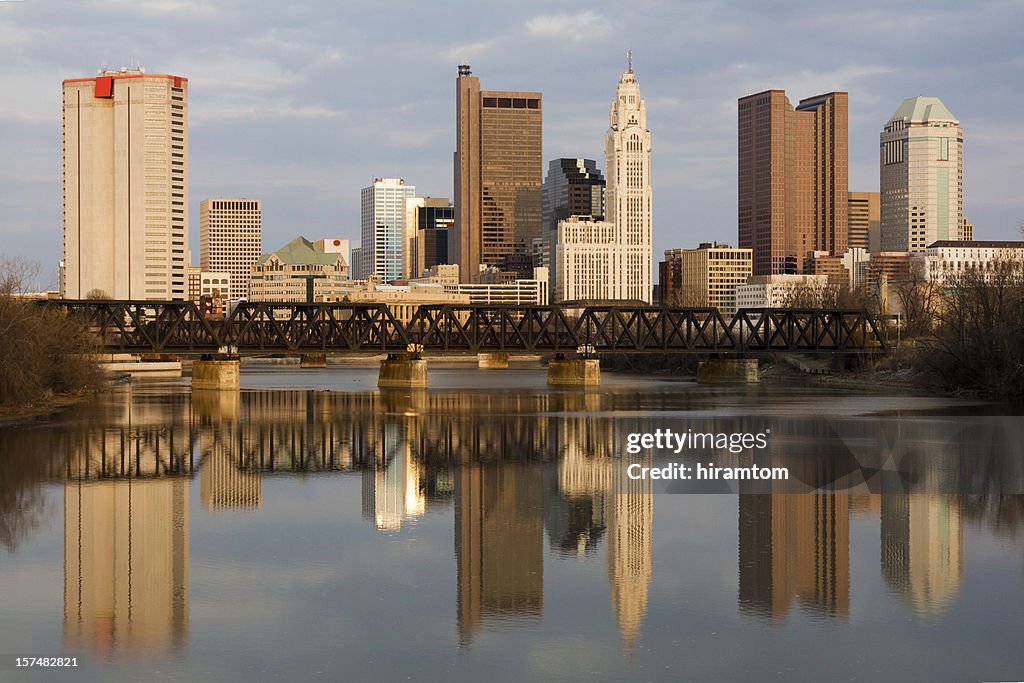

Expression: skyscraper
xmin=542 ymin=158 xmax=605 ymax=235
xmin=361 ymin=178 xmax=416 ymax=282
xmin=880 ymin=97 xmax=964 ymax=253
xmin=552 ymin=215 xmax=632 ymax=303
xmin=453 ymin=65 xmax=542 ymax=283
xmin=200 ymin=198 xmax=262 ymax=302
xmin=405 ymin=197 xmax=453 ymax=279
xmin=62 ymin=68 xmax=189 ymax=299
xmin=737 ymin=90 xmax=848 ymax=275
xmin=847 ymin=191 xmax=880 ymax=252
xmin=605 ymin=59 xmax=653 ymax=303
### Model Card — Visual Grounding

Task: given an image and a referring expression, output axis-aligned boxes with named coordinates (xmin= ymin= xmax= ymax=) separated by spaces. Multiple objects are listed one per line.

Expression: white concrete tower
xmin=605 ymin=52 xmax=653 ymax=304
xmin=63 ymin=68 xmax=189 ymax=300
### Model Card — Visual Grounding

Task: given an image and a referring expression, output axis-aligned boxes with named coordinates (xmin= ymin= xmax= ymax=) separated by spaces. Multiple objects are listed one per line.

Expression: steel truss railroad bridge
xmin=47 ymin=300 xmax=887 ymax=355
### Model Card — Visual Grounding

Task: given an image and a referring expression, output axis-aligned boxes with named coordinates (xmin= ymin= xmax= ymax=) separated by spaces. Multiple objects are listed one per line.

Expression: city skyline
xmin=3 ymin=1 xmax=1024 ymax=289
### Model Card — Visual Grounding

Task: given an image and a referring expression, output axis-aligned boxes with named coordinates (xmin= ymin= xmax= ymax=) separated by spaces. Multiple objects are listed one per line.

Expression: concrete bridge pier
xmin=378 ymin=352 xmax=428 ymax=388
xmin=478 ymin=352 xmax=509 ymax=369
xmin=696 ymin=358 xmax=759 ymax=384
xmin=547 ymin=354 xmax=601 ymax=386
xmin=300 ymin=353 xmax=328 ymax=368
xmin=192 ymin=356 xmax=241 ymax=390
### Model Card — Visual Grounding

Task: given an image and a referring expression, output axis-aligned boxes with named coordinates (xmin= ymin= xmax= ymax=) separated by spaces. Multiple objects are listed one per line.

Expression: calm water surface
xmin=1 ymin=365 xmax=1023 ymax=682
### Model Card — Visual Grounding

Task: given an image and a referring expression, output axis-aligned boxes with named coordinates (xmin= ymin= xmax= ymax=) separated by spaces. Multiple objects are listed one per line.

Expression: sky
xmin=2 ymin=0 xmax=1023 ymax=290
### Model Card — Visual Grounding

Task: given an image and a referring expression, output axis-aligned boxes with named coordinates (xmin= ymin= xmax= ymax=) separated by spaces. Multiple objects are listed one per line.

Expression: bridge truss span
xmin=47 ymin=301 xmax=887 ymax=354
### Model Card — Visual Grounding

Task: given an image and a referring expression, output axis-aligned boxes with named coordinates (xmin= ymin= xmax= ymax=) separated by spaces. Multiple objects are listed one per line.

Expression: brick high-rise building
xmin=737 ymin=90 xmax=848 ymax=276
xmin=62 ymin=68 xmax=189 ymax=299
xmin=200 ymin=198 xmax=262 ymax=302
xmin=453 ymin=65 xmax=542 ymax=283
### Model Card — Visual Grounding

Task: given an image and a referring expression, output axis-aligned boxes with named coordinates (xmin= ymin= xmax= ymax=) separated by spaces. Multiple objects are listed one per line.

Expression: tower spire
xmin=627 ymin=48 xmax=633 ymax=73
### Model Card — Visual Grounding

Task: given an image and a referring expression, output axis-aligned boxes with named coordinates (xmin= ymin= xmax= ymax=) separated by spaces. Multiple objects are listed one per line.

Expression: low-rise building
xmin=676 ymin=242 xmax=752 ymax=314
xmin=200 ymin=271 xmax=231 ymax=299
xmin=187 ymin=266 xmax=201 ymax=304
xmin=919 ymin=240 xmax=1024 ymax=282
xmin=321 ymin=279 xmax=468 ymax=321
xmin=736 ymin=274 xmax=832 ymax=309
xmin=249 ymin=236 xmax=350 ymax=302
xmin=658 ymin=249 xmax=683 ymax=306
xmin=413 ymin=264 xmax=549 ymax=305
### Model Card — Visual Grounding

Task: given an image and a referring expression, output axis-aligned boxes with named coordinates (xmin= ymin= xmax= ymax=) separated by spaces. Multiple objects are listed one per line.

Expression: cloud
xmin=525 ymin=11 xmax=610 ymax=42
xmin=193 ymin=102 xmax=346 ymax=123
xmin=86 ymin=0 xmax=219 ymax=18
xmin=443 ymin=40 xmax=495 ymax=64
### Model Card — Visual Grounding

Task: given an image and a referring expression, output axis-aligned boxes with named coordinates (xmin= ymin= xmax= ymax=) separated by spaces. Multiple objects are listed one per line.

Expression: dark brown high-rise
xmin=738 ymin=90 xmax=848 ymax=276
xmin=454 ymin=65 xmax=542 ymax=283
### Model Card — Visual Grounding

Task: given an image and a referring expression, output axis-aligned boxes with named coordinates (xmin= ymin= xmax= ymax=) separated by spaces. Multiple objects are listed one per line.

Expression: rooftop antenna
xmin=627 ymin=47 xmax=633 ymax=73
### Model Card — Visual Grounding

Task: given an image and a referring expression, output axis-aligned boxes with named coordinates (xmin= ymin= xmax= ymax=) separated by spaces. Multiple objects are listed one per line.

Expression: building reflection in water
xmin=362 ymin=430 xmax=427 ymax=531
xmin=738 ymin=493 xmax=850 ymax=620
xmin=455 ymin=462 xmax=544 ymax=646
xmin=606 ymin=452 xmax=653 ymax=651
xmin=881 ymin=494 xmax=963 ymax=615
xmin=63 ymin=389 xmax=191 ymax=657
xmin=49 ymin=386 xmax=992 ymax=659
xmin=193 ymin=390 xmax=261 ymax=511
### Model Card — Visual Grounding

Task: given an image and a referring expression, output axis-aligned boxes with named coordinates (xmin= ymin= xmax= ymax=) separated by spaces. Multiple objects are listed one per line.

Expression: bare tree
xmin=918 ymin=258 xmax=1024 ymax=397
xmin=0 ymin=261 xmax=101 ymax=406
xmin=0 ymin=257 xmax=39 ymax=296
xmin=892 ymin=259 xmax=940 ymax=338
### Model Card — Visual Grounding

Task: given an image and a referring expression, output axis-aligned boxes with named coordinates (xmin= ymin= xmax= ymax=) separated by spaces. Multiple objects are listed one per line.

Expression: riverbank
xmin=758 ymin=361 xmax=945 ymax=396
xmin=0 ymin=391 xmax=93 ymax=428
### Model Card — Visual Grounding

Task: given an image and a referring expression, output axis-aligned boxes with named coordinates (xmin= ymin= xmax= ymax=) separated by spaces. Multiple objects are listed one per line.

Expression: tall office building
xmin=553 ymin=215 xmax=636 ymax=303
xmin=543 ymin=158 xmax=605 ymax=234
xmin=62 ymin=68 xmax=189 ymax=299
xmin=199 ymin=198 xmax=261 ymax=301
xmin=738 ymin=90 xmax=848 ymax=275
xmin=453 ymin=65 xmax=542 ymax=283
xmin=542 ymin=158 xmax=605 ymax=278
xmin=848 ymin=191 xmax=880 ymax=252
xmin=405 ymin=197 xmax=453 ymax=279
xmin=880 ymin=97 xmax=964 ymax=253
xmin=361 ymin=178 xmax=416 ymax=282
xmin=605 ymin=60 xmax=653 ymax=304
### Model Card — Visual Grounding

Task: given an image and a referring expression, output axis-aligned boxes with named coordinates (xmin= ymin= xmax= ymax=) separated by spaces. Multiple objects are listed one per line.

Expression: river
xmin=1 ymin=365 xmax=1022 ymax=681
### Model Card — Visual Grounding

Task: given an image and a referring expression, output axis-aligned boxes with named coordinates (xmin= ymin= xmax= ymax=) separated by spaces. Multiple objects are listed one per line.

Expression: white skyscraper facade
xmin=553 ymin=216 xmax=633 ymax=303
xmin=62 ymin=68 xmax=188 ymax=299
xmin=604 ymin=60 xmax=653 ymax=304
xmin=361 ymin=178 xmax=416 ymax=282
xmin=880 ymin=96 xmax=964 ymax=253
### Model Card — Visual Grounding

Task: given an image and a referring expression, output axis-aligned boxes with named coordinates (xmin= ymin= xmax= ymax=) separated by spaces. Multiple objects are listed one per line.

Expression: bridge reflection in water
xmin=49 ymin=386 xmax=1003 ymax=656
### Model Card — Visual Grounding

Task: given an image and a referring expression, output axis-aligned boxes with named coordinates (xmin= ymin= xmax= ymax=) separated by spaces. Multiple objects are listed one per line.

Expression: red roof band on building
xmin=94 ymin=76 xmax=113 ymax=98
